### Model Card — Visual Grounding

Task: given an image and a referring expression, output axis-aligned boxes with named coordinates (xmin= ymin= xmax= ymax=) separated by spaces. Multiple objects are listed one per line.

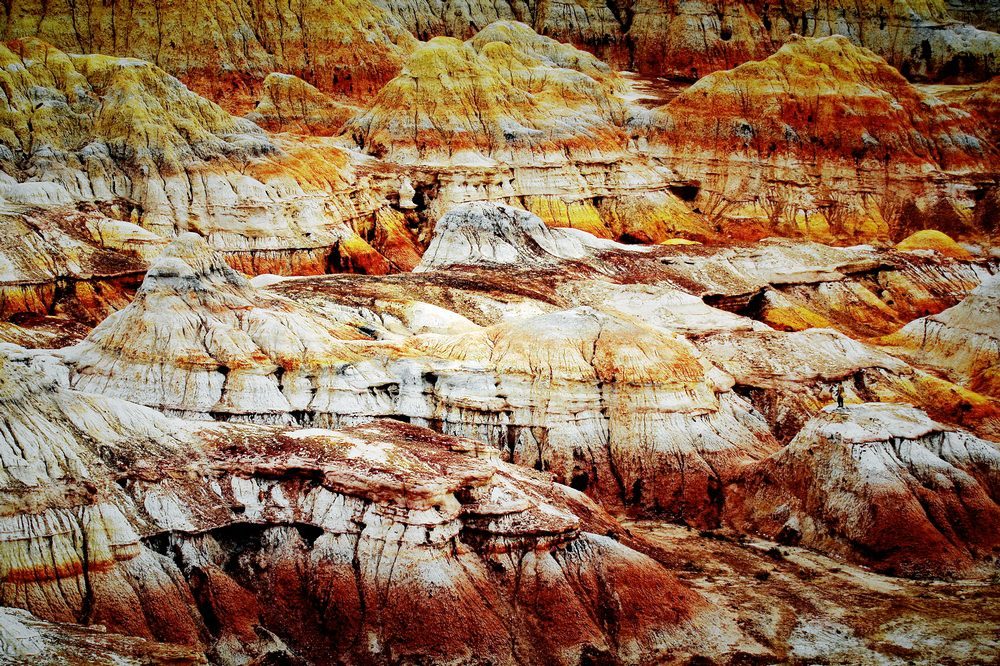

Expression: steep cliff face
xmin=726 ymin=403 xmax=1000 ymax=578
xmin=638 ymin=35 xmax=997 ymax=241
xmin=0 ymin=341 xmax=736 ymax=664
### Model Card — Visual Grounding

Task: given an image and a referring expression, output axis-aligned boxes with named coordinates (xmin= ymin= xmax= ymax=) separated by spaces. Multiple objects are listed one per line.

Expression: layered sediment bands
xmin=0 ymin=38 xmax=416 ymax=272
xmin=0 ymin=607 xmax=207 ymax=664
xmin=963 ymin=76 xmax=1000 ymax=145
xmin=246 ymin=74 xmax=360 ymax=137
xmin=627 ymin=0 xmax=1000 ymax=83
xmin=697 ymin=326 xmax=1000 ymax=443
xmin=637 ymin=35 xmax=997 ymax=242
xmin=877 ymin=275 xmax=1000 ymax=398
xmin=945 ymin=0 xmax=1000 ymax=31
xmin=726 ymin=403 xmax=1000 ymax=578
xmin=0 ymin=0 xmax=416 ymax=113
xmin=0 ymin=342 xmax=736 ymax=664
xmin=1 ymin=1 xmax=995 ymax=120
xmin=0 ymin=205 xmax=154 ymax=320
xmin=346 ymin=28 xmax=630 ymax=166
xmin=732 ymin=248 xmax=998 ymax=338
xmin=0 ymin=345 xmax=211 ymax=647
xmin=64 ymin=219 xmax=781 ymax=525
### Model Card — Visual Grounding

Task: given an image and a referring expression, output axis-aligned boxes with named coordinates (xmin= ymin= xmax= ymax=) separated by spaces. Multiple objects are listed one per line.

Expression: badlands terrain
xmin=0 ymin=1 xmax=999 ymax=664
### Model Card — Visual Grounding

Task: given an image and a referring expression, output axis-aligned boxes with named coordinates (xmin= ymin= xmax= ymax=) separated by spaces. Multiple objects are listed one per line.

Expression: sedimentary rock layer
xmin=726 ymin=403 xmax=1000 ymax=577
xmin=0 ymin=340 xmax=731 ymax=664
xmin=637 ymin=35 xmax=997 ymax=241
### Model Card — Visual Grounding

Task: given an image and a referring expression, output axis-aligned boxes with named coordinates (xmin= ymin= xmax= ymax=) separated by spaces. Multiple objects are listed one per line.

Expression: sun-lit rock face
xmin=416 ymin=201 xmax=630 ymax=270
xmin=0 ymin=38 xmax=267 ymax=163
xmin=727 ymin=403 xmax=1000 ymax=577
xmin=0 ymin=38 xmax=419 ymax=275
xmin=62 ymin=233 xmax=375 ymax=417
xmin=245 ymin=73 xmax=360 ymax=136
xmin=896 ymin=229 xmax=975 ymax=258
xmin=345 ymin=24 xmax=629 ymax=165
xmin=63 ymin=222 xmax=781 ymax=525
xmin=0 ymin=204 xmax=155 ymax=321
xmin=0 ymin=0 xmax=416 ymax=113
xmin=0 ymin=344 xmax=212 ymax=648
xmin=962 ymin=75 xmax=1000 ymax=146
xmin=877 ymin=275 xmax=1000 ymax=398
xmin=0 ymin=607 xmax=207 ymax=665
xmin=0 ymin=341 xmax=732 ymax=664
xmin=638 ymin=35 xmax=996 ymax=241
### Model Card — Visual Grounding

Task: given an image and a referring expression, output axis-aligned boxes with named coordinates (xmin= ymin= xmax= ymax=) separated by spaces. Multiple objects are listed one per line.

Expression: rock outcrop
xmin=726 ymin=403 xmax=1000 ymax=577
xmin=626 ymin=0 xmax=1000 ymax=83
xmin=877 ymin=275 xmax=1000 ymax=398
xmin=64 ymin=218 xmax=783 ymax=526
xmin=245 ymin=73 xmax=360 ymax=136
xmin=0 ymin=340 xmax=735 ymax=664
xmin=0 ymin=0 xmax=417 ymax=113
xmin=346 ymin=24 xmax=629 ymax=165
xmin=0 ymin=607 xmax=206 ymax=665
xmin=0 ymin=38 xmax=419 ymax=275
xmin=638 ymin=35 xmax=997 ymax=241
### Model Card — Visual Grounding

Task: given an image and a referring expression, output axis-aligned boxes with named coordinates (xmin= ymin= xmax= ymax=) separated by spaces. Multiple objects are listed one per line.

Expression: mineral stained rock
xmin=63 ymin=225 xmax=781 ymax=526
xmin=0 ymin=341 xmax=733 ymax=664
xmin=2 ymin=0 xmax=997 ymax=117
xmin=638 ymin=34 xmax=997 ymax=241
xmin=1 ymin=3 xmax=999 ymax=665
xmin=726 ymin=403 xmax=1000 ymax=578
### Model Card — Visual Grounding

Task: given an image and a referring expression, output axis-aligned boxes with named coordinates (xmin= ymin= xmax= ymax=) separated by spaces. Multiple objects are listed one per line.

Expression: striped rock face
xmin=0 ymin=342 xmax=727 ymax=664
xmin=725 ymin=403 xmax=1000 ymax=578
xmin=0 ymin=3 xmax=998 ymax=664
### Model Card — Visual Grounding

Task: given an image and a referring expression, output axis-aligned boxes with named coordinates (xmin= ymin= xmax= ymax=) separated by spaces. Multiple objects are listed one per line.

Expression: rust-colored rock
xmin=726 ymin=403 xmax=1000 ymax=578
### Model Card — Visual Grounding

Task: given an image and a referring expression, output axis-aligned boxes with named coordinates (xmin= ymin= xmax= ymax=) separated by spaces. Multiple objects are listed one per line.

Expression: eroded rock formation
xmin=638 ymin=34 xmax=997 ymax=241
xmin=0 ymin=340 xmax=735 ymax=664
xmin=726 ymin=403 xmax=1000 ymax=577
xmin=346 ymin=24 xmax=629 ymax=165
xmin=877 ymin=274 xmax=1000 ymax=398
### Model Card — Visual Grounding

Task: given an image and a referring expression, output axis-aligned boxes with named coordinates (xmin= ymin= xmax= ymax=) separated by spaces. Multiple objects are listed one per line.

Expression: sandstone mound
xmin=63 ymin=233 xmax=372 ymax=416
xmin=0 ymin=38 xmax=269 ymax=165
xmin=0 ymin=341 xmax=721 ymax=664
xmin=245 ymin=73 xmax=360 ymax=136
xmin=878 ymin=275 xmax=1000 ymax=398
xmin=467 ymin=20 xmax=624 ymax=92
xmin=896 ymin=229 xmax=974 ymax=258
xmin=415 ymin=201 xmax=633 ymax=270
xmin=644 ymin=35 xmax=990 ymax=171
xmin=637 ymin=34 xmax=994 ymax=239
xmin=0 ymin=0 xmax=417 ymax=112
xmin=726 ymin=403 xmax=1000 ymax=577
xmin=346 ymin=25 xmax=629 ymax=164
xmin=698 ymin=324 xmax=1000 ymax=443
